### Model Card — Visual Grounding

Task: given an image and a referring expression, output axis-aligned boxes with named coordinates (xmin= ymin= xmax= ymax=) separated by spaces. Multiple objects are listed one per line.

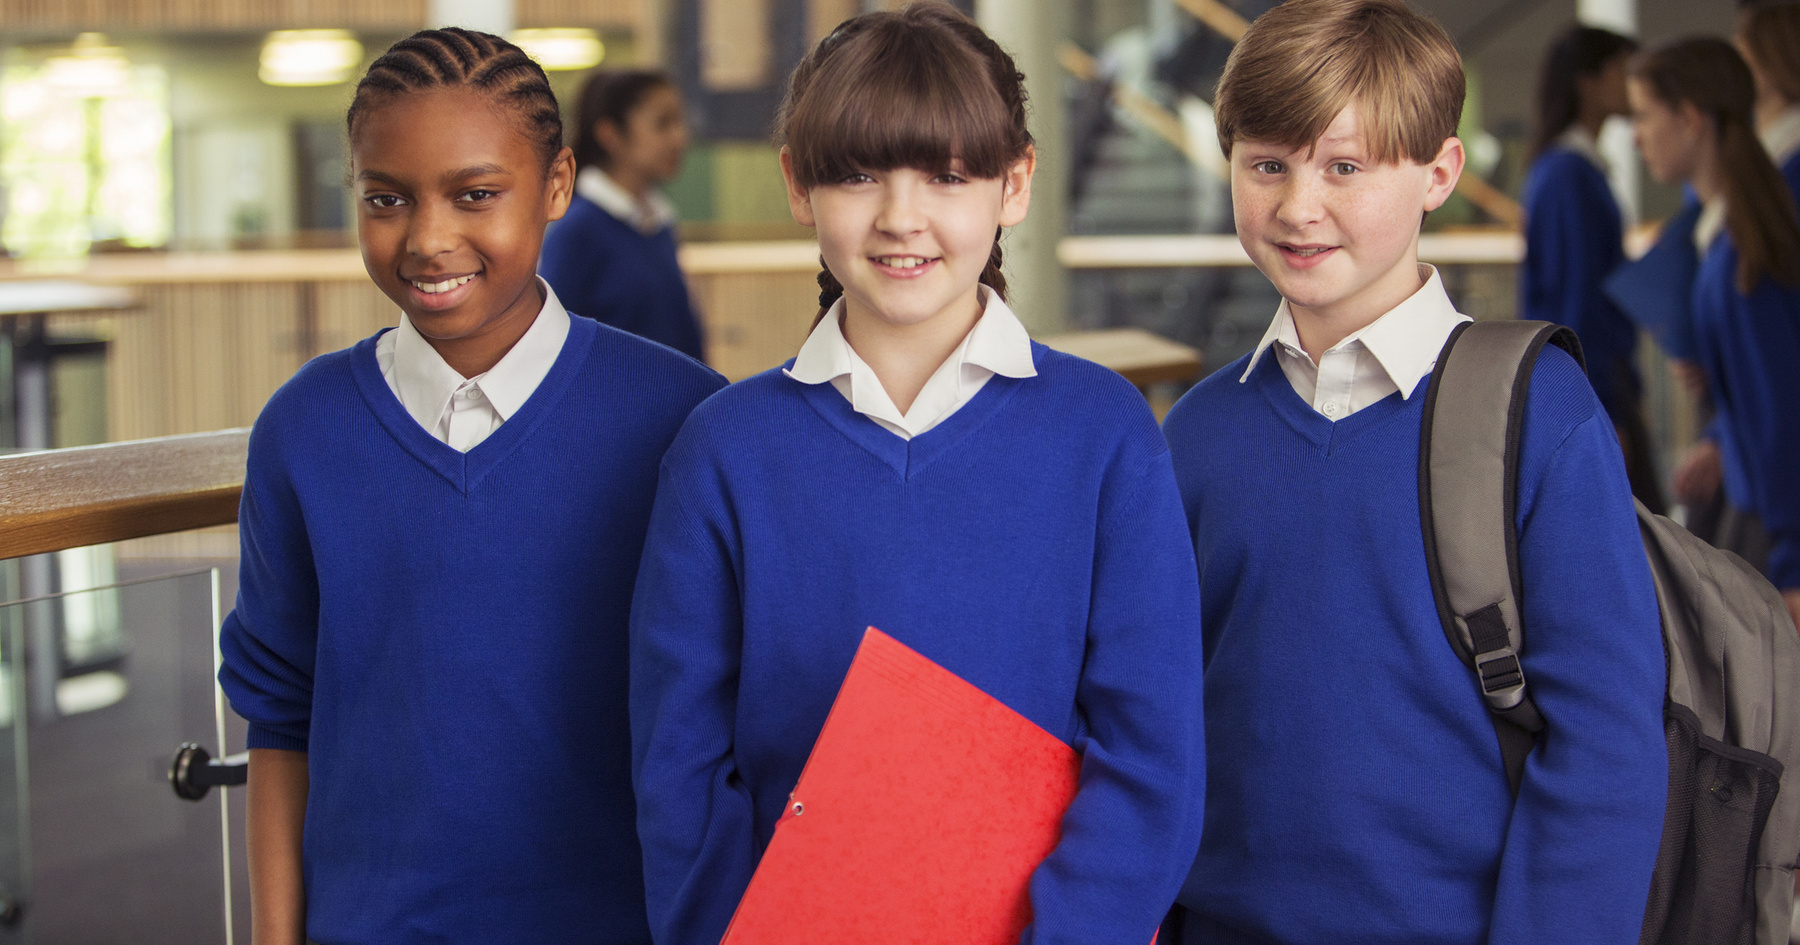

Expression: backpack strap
xmin=1419 ymin=319 xmax=1584 ymax=796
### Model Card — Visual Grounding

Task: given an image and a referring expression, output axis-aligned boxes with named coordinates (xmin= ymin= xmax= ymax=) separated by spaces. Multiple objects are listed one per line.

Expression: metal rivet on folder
xmin=791 ymin=801 xmax=804 ymax=816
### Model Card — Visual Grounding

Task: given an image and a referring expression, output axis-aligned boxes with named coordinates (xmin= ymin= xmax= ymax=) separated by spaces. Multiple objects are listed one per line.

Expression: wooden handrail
xmin=0 ymin=430 xmax=247 ymax=560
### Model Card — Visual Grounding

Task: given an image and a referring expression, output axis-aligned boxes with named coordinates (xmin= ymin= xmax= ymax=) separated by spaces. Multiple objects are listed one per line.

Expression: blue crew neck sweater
xmin=218 ymin=314 xmax=724 ymax=945
xmin=629 ymin=346 xmax=1206 ymax=945
xmin=540 ymin=194 xmax=706 ymax=361
xmin=1521 ymin=147 xmax=1640 ymax=414
xmin=1693 ymin=232 xmax=1800 ymax=589
xmin=1161 ymin=348 xmax=1666 ymax=945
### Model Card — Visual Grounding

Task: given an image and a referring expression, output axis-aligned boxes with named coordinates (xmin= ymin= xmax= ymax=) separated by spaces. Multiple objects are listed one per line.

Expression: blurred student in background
xmin=1631 ymin=38 xmax=1800 ymax=631
xmin=541 ymin=70 xmax=706 ymax=362
xmin=1738 ymin=4 xmax=1800 ymax=201
xmin=1521 ymin=25 xmax=1665 ymax=513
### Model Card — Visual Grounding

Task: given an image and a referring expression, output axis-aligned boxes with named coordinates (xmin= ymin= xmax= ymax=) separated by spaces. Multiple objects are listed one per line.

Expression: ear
xmin=544 ymin=145 xmax=576 ymax=222
xmin=1676 ymin=100 xmax=1712 ymax=142
xmin=779 ymin=148 xmax=816 ymax=228
xmin=1420 ymin=136 xmax=1466 ymax=214
xmin=593 ymin=119 xmax=626 ymax=161
xmin=998 ymin=146 xmax=1036 ymax=228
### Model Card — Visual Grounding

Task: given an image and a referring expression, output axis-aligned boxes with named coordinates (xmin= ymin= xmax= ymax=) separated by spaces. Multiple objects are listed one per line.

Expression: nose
xmin=405 ymin=198 xmax=459 ymax=259
xmin=874 ymin=179 xmax=928 ymax=238
xmin=1272 ymin=171 xmax=1325 ymax=231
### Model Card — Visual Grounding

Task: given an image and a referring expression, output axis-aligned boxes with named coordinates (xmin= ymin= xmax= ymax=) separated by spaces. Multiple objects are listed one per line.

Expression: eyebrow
xmin=356 ymin=164 xmax=514 ymax=185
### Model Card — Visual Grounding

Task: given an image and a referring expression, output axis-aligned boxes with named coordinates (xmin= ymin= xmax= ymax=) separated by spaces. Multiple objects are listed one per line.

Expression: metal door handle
xmin=168 ymin=743 xmax=247 ymax=801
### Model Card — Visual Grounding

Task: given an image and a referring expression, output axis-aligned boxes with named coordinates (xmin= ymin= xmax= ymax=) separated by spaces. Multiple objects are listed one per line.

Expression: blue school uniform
xmin=1691 ymin=232 xmax=1800 ymax=590
xmin=218 ymin=315 xmax=724 ymax=945
xmin=540 ymin=176 xmax=705 ymax=362
xmin=629 ymin=347 xmax=1206 ymax=945
xmin=1162 ymin=346 xmax=1666 ymax=944
xmin=1521 ymin=137 xmax=1639 ymax=416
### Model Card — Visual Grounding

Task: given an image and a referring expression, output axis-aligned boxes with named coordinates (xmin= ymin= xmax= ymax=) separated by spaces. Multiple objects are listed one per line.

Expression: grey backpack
xmin=1420 ymin=318 xmax=1800 ymax=945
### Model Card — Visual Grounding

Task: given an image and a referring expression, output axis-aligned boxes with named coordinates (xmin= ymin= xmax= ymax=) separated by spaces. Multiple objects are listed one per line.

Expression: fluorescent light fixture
xmin=509 ymin=28 xmax=605 ymax=70
xmin=44 ymin=33 xmax=131 ymax=97
xmin=260 ymin=30 xmax=364 ymax=87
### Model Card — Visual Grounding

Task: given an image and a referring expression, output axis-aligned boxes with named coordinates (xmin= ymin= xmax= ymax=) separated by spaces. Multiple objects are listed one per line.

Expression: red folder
xmin=720 ymin=627 xmax=1084 ymax=945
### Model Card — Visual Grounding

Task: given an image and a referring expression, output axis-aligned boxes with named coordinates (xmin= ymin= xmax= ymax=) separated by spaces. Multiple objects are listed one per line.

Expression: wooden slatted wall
xmin=0 ymin=0 xmax=427 ymax=31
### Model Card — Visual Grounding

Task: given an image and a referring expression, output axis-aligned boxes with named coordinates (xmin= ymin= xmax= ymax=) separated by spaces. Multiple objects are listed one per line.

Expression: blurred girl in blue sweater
xmin=1738 ymin=4 xmax=1800 ymax=202
xmin=540 ymin=69 xmax=706 ymax=361
xmin=1630 ymin=38 xmax=1800 ymax=630
xmin=1521 ymin=26 xmax=1663 ymax=512
xmin=628 ymin=6 xmax=1204 ymax=945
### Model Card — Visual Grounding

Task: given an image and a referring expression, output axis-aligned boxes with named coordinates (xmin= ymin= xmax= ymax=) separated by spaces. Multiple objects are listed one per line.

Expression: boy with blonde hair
xmin=1161 ymin=1 xmax=1666 ymax=942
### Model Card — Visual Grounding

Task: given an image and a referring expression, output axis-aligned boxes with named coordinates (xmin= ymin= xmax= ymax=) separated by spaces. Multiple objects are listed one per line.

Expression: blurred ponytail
xmin=1635 ymin=38 xmax=1800 ymax=293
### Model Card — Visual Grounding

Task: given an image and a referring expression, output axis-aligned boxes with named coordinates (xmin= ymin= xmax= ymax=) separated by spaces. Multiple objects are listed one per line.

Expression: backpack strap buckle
xmin=1467 ymin=603 xmax=1545 ymax=732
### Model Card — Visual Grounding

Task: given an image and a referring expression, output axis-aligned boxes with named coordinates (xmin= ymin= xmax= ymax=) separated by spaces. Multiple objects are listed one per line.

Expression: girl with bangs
xmin=1629 ymin=38 xmax=1800 ymax=630
xmin=628 ymin=5 xmax=1205 ymax=945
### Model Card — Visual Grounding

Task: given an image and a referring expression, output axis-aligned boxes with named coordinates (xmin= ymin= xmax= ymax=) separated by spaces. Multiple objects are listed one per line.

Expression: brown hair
xmin=775 ymin=1 xmax=1032 ymax=323
xmin=1633 ymin=38 xmax=1800 ymax=292
xmin=1214 ymin=0 xmax=1464 ymax=165
xmin=1530 ymin=25 xmax=1638 ymax=160
xmin=571 ymin=69 xmax=676 ymax=172
xmin=348 ymin=28 xmax=563 ymax=169
xmin=1737 ymin=4 xmax=1800 ymax=107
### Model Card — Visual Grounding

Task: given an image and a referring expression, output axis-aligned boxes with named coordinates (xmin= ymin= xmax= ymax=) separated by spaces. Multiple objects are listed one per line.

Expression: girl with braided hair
xmin=217 ymin=28 xmax=723 ymax=945
xmin=628 ymin=5 xmax=1204 ymax=945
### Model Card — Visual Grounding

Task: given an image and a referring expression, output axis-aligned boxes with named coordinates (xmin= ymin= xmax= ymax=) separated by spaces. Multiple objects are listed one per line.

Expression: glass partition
xmin=0 ymin=567 xmax=240 ymax=944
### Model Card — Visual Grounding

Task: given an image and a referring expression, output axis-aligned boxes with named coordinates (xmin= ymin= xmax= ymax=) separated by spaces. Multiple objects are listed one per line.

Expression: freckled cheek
xmin=1230 ymin=189 xmax=1277 ymax=240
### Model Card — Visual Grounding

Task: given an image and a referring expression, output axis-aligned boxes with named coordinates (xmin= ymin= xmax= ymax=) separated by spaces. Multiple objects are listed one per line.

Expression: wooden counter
xmin=0 ymin=232 xmax=1522 ymax=448
xmin=0 ymin=431 xmax=246 ymax=560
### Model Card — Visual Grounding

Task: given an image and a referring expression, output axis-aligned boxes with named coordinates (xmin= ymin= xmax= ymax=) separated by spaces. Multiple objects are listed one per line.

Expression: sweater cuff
xmin=246 ymin=723 xmax=309 ymax=753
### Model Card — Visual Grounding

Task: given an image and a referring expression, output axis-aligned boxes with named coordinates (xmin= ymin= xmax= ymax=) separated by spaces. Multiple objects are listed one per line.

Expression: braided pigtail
xmin=815 ymin=258 xmax=846 ymax=326
xmin=979 ymin=228 xmax=1009 ymax=302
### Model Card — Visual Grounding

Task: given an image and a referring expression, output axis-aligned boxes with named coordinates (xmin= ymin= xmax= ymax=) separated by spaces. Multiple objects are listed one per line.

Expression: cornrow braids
xmin=347 ymin=27 xmax=565 ymax=169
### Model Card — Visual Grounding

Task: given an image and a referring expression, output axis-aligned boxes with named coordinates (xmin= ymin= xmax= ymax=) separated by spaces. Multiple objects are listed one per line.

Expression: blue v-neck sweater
xmin=540 ymin=195 xmax=706 ymax=361
xmin=629 ymin=346 xmax=1206 ymax=945
xmin=1693 ymin=233 xmax=1800 ymax=589
xmin=1161 ymin=349 xmax=1666 ymax=945
xmin=1521 ymin=148 xmax=1639 ymax=414
xmin=218 ymin=314 xmax=724 ymax=945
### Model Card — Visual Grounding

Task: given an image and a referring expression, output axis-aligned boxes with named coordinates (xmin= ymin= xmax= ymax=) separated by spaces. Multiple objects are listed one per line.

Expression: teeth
xmin=410 ymin=274 xmax=475 ymax=294
xmin=1290 ymin=247 xmax=1327 ymax=257
xmin=875 ymin=256 xmax=930 ymax=269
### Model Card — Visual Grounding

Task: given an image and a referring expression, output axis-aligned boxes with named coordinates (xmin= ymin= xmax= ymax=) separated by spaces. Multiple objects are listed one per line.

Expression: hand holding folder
xmin=720 ymin=627 xmax=1086 ymax=945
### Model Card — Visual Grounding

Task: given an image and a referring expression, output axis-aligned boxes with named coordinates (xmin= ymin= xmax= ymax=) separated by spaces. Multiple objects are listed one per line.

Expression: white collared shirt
xmin=1555 ymin=125 xmax=1610 ymax=175
xmin=1241 ymin=265 xmax=1470 ymax=420
xmin=784 ymin=288 xmax=1038 ymax=440
xmin=576 ymin=166 xmax=678 ymax=235
xmin=1694 ymin=200 xmax=1727 ymax=256
xmin=1761 ymin=105 xmax=1800 ymax=168
xmin=375 ymin=278 xmax=571 ymax=452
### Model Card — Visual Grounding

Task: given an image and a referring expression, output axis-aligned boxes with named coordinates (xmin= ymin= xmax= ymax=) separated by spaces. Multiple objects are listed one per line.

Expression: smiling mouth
xmin=409 ymin=274 xmax=477 ymax=294
xmin=871 ymin=255 xmax=937 ymax=269
xmin=1281 ymin=245 xmax=1333 ymax=257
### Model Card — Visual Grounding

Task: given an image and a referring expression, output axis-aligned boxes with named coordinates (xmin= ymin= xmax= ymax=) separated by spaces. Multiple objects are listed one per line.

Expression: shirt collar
xmin=389 ymin=277 xmax=571 ymax=428
xmin=1555 ymin=125 xmax=1611 ymax=175
xmin=1694 ymin=199 xmax=1728 ymax=255
xmin=1240 ymin=265 xmax=1469 ymax=399
xmin=785 ymin=286 xmax=1038 ymax=387
xmin=576 ymin=166 xmax=677 ymax=235
xmin=1761 ymin=105 xmax=1800 ymax=167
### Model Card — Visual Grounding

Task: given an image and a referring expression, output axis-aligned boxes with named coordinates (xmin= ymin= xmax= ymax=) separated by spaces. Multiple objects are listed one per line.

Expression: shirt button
xmin=1323 ymin=402 xmax=1339 ymax=416
xmin=465 ymin=388 xmax=483 ymax=400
